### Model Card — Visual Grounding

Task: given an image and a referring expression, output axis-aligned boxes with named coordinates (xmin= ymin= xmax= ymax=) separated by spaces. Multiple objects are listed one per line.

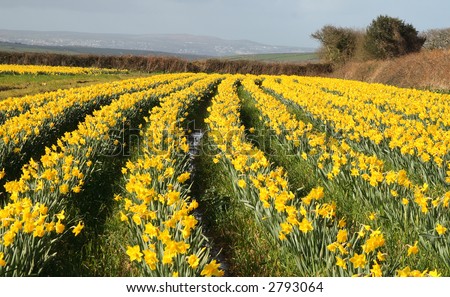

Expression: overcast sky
xmin=0 ymin=0 xmax=449 ymax=47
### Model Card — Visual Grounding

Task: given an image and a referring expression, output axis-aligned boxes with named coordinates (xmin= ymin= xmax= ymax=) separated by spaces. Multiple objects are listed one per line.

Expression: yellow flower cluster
xmin=327 ymin=224 xmax=386 ymax=276
xmin=206 ymin=76 xmax=322 ymax=250
xmin=1 ymin=72 xmax=448 ymax=276
xmin=0 ymin=76 xmax=158 ymax=125
xmin=244 ymin=75 xmax=445 ymax=276
xmin=0 ymin=73 xmax=197 ymax=276
xmin=0 ymin=199 xmax=63 ymax=244
xmin=119 ymin=74 xmax=225 ymax=276
xmin=0 ymin=64 xmax=126 ymax=75
xmin=263 ymin=76 xmax=450 ymax=212
xmin=396 ymin=266 xmax=441 ymax=277
xmin=0 ymin=75 xmax=189 ymax=170
xmin=263 ymin=75 xmax=450 ymax=183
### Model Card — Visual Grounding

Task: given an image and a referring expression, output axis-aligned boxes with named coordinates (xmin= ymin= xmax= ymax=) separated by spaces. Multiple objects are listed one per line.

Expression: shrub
xmin=364 ymin=15 xmax=425 ymax=59
xmin=422 ymin=28 xmax=450 ymax=50
xmin=311 ymin=25 xmax=359 ymax=64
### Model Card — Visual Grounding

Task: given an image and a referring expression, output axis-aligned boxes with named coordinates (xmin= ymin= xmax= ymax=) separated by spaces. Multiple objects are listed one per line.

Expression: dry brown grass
xmin=330 ymin=49 xmax=450 ymax=90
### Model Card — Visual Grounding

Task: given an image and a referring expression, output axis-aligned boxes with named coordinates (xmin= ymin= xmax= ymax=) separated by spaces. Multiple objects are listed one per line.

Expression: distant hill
xmin=222 ymin=52 xmax=319 ymax=63
xmin=0 ymin=41 xmax=206 ymax=60
xmin=0 ymin=29 xmax=313 ymax=57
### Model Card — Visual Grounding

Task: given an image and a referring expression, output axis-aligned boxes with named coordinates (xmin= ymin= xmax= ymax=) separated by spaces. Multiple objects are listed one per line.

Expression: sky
xmin=0 ymin=0 xmax=449 ymax=48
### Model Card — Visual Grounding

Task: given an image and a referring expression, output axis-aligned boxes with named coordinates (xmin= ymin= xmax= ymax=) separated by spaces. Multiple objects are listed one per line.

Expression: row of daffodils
xmin=0 ymin=75 xmax=159 ymax=125
xmin=0 ymin=64 xmax=126 ymax=76
xmin=243 ymin=75 xmax=445 ymax=276
xmin=1 ymin=68 xmax=449 ymax=276
xmin=206 ymin=76 xmax=343 ymax=275
xmin=0 ymin=75 xmax=186 ymax=171
xmin=118 ymin=74 xmax=225 ymax=276
xmin=0 ymin=73 xmax=199 ymax=276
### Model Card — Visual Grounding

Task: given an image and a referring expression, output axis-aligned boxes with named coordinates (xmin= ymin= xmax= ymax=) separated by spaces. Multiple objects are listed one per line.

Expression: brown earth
xmin=330 ymin=49 xmax=450 ymax=90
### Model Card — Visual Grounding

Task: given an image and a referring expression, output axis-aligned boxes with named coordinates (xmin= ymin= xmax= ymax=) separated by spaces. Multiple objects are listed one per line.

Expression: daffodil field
xmin=1 ymin=66 xmax=449 ymax=277
xmin=0 ymin=64 xmax=126 ymax=75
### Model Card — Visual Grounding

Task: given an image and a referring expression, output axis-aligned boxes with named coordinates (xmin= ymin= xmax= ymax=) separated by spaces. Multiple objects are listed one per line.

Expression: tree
xmin=422 ymin=28 xmax=450 ymax=50
xmin=364 ymin=15 xmax=426 ymax=59
xmin=311 ymin=25 xmax=359 ymax=64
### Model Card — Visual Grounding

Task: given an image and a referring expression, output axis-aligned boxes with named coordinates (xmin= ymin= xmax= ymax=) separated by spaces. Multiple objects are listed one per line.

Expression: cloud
xmin=2 ymin=0 xmax=141 ymax=13
xmin=1 ymin=0 xmax=449 ymax=47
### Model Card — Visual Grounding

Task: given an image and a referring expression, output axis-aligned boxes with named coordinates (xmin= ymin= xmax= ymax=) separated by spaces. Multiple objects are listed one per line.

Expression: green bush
xmin=364 ymin=15 xmax=426 ymax=59
xmin=311 ymin=25 xmax=359 ymax=64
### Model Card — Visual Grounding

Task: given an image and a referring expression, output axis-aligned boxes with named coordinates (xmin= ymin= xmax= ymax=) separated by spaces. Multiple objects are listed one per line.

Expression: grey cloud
xmin=0 ymin=0 xmax=449 ymax=47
